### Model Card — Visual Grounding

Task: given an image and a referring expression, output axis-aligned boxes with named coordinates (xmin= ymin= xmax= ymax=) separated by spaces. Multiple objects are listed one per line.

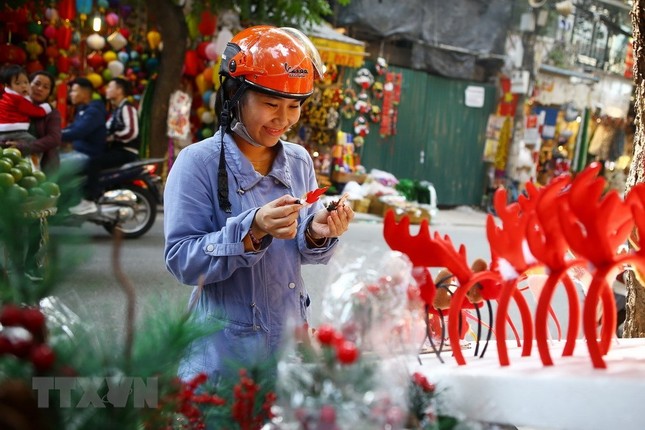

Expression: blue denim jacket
xmin=164 ymin=131 xmax=338 ymax=381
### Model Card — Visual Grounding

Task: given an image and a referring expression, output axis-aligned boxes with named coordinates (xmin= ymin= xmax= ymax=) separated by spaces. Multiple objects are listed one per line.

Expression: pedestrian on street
xmin=164 ymin=25 xmax=354 ymax=384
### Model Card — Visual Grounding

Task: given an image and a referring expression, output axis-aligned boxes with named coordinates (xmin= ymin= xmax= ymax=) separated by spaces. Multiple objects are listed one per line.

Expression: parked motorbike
xmin=65 ymin=158 xmax=164 ymax=239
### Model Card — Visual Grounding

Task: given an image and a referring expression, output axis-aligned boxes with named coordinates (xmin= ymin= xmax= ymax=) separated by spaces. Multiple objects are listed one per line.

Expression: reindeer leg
xmin=480 ymin=300 xmax=495 ymax=358
xmin=561 ymin=272 xmax=581 ymax=356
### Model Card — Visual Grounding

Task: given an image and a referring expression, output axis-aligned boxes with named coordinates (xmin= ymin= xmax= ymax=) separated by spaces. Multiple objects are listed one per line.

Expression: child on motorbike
xmin=0 ymin=64 xmax=52 ymax=144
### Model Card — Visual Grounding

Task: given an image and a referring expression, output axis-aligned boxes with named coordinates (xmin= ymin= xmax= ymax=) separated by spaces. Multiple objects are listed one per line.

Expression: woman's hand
xmin=253 ymin=195 xmax=303 ymax=240
xmin=309 ymin=202 xmax=354 ymax=239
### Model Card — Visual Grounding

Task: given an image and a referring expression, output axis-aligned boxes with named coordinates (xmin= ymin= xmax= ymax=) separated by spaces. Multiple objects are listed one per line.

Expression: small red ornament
xmin=0 ymin=304 xmax=22 ymax=326
xmin=30 ymin=344 xmax=56 ymax=372
xmin=336 ymin=340 xmax=359 ymax=364
xmin=21 ymin=308 xmax=46 ymax=335
xmin=315 ymin=324 xmax=336 ymax=345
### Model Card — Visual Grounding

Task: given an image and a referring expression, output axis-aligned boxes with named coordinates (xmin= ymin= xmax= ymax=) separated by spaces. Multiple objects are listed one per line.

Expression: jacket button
xmin=288 ymin=282 xmax=296 ymax=289
xmin=206 ymin=244 xmax=214 ymax=252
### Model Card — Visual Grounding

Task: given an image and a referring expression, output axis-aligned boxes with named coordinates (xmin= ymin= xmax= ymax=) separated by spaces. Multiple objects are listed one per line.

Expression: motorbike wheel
xmin=103 ymin=184 xmax=157 ymax=239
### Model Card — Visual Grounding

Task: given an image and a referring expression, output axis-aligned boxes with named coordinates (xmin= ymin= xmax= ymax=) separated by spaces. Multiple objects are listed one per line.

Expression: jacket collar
xmin=220 ymin=131 xmax=292 ymax=191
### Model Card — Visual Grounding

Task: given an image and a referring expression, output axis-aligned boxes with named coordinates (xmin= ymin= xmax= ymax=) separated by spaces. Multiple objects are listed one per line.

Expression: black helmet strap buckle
xmin=217 ymin=81 xmax=249 ymax=215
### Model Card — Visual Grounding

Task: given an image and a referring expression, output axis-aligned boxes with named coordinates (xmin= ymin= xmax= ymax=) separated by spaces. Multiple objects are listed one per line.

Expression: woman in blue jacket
xmin=164 ymin=26 xmax=354 ymax=383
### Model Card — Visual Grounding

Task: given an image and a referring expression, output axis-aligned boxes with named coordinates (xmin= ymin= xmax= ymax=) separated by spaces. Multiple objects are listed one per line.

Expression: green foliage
xmin=188 ymin=0 xmax=351 ymax=26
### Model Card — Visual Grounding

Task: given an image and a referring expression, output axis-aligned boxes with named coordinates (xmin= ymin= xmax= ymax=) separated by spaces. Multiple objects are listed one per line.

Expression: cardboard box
xmin=351 ymin=198 xmax=371 ymax=213
xmin=382 ymin=202 xmax=431 ymax=225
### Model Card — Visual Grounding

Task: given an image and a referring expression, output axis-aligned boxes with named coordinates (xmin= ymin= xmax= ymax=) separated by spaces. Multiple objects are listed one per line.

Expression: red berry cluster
xmin=0 ymin=303 xmax=55 ymax=372
xmin=412 ymin=372 xmax=435 ymax=393
xmin=315 ymin=324 xmax=360 ymax=365
xmin=231 ymin=368 xmax=276 ymax=430
xmin=151 ymin=372 xmax=226 ymax=430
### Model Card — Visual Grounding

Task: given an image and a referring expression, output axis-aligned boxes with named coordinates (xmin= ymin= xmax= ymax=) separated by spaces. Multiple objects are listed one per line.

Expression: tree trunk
xmin=624 ymin=0 xmax=645 ymax=337
xmin=146 ymin=0 xmax=188 ymax=159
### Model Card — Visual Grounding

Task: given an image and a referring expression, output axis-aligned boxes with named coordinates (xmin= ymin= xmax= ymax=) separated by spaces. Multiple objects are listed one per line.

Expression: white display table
xmin=412 ymin=339 xmax=645 ymax=430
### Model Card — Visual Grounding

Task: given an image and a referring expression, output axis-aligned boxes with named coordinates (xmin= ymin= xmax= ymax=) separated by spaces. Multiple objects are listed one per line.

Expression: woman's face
xmin=30 ymin=74 xmax=53 ymax=103
xmin=238 ymin=91 xmax=301 ymax=147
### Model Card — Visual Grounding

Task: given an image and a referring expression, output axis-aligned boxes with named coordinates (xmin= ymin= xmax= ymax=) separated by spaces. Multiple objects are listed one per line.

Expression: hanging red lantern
xmin=57 ymin=55 xmax=71 ymax=74
xmin=196 ymin=41 xmax=210 ymax=60
xmin=57 ymin=25 xmax=73 ymax=50
xmin=58 ymin=0 xmax=76 ymax=21
xmin=26 ymin=60 xmax=44 ymax=75
xmin=197 ymin=10 xmax=217 ymax=36
xmin=45 ymin=45 xmax=60 ymax=60
xmin=0 ymin=44 xmax=27 ymax=65
xmin=87 ymin=51 xmax=105 ymax=70
xmin=183 ymin=50 xmax=200 ymax=77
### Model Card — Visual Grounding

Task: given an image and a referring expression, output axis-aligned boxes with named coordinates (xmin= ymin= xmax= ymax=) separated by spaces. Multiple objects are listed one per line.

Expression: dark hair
xmin=69 ymin=77 xmax=94 ymax=91
xmin=0 ymin=64 xmax=28 ymax=86
xmin=29 ymin=70 xmax=56 ymax=97
xmin=215 ymin=77 xmax=245 ymax=130
xmin=111 ymin=77 xmax=132 ymax=96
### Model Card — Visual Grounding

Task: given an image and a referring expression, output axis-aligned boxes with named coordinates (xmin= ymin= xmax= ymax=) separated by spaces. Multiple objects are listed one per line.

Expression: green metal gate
xmin=343 ymin=66 xmax=497 ymax=206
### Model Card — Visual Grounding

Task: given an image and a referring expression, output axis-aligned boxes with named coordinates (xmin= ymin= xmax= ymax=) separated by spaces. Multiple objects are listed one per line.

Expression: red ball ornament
xmin=21 ymin=308 xmax=46 ymax=335
xmin=26 ymin=60 xmax=44 ymax=75
xmin=336 ymin=340 xmax=359 ymax=364
xmin=30 ymin=344 xmax=56 ymax=372
xmin=315 ymin=324 xmax=336 ymax=345
xmin=0 ymin=304 xmax=22 ymax=327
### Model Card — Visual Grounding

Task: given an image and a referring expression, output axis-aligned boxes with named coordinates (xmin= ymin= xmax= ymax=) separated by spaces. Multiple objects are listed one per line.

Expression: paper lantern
xmin=102 ymin=69 xmax=113 ymax=81
xmin=45 ymin=45 xmax=60 ymax=59
xmin=145 ymin=57 xmax=159 ymax=73
xmin=204 ymin=42 xmax=219 ymax=61
xmin=72 ymin=31 xmax=82 ymax=44
xmin=202 ymin=90 xmax=213 ymax=106
xmin=119 ymin=28 xmax=130 ymax=39
xmin=186 ymin=15 xmax=199 ymax=40
xmin=28 ymin=22 xmax=43 ymax=35
xmin=214 ymin=27 xmax=233 ymax=57
xmin=57 ymin=0 xmax=75 ymax=21
xmin=146 ymin=30 xmax=161 ymax=51
xmin=0 ymin=44 xmax=27 ymax=65
xmin=201 ymin=110 xmax=214 ymax=124
xmin=117 ymin=51 xmax=129 ymax=63
xmin=196 ymin=41 xmax=210 ymax=60
xmin=43 ymin=25 xmax=57 ymax=40
xmin=202 ymin=66 xmax=214 ymax=84
xmin=103 ymin=50 xmax=117 ymax=63
xmin=107 ymin=60 xmax=124 ymax=77
xmin=98 ymin=0 xmax=109 ymax=7
xmin=75 ymin=0 xmax=92 ymax=16
xmin=105 ymin=12 xmax=119 ymax=26
xmin=86 ymin=33 xmax=106 ymax=51
xmin=107 ymin=30 xmax=127 ymax=50
xmin=57 ymin=25 xmax=73 ymax=50
xmin=195 ymin=73 xmax=208 ymax=94
xmin=87 ymin=51 xmax=105 ymax=70
xmin=197 ymin=10 xmax=217 ymax=36
xmin=25 ymin=38 xmax=44 ymax=59
xmin=45 ymin=8 xmax=59 ymax=22
xmin=26 ymin=60 xmax=44 ymax=74
xmin=183 ymin=50 xmax=200 ymax=77
xmin=56 ymin=55 xmax=71 ymax=73
xmin=86 ymin=72 xmax=103 ymax=89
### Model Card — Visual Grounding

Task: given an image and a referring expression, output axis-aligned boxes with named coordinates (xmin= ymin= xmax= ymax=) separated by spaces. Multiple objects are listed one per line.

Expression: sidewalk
xmin=353 ymin=205 xmax=489 ymax=227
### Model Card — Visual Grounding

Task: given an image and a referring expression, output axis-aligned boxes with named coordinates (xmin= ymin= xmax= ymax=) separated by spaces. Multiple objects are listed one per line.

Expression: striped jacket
xmin=106 ymin=99 xmax=139 ymax=153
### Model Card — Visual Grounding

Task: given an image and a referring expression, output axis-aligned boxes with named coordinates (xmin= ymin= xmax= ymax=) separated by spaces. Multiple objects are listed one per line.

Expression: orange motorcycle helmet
xmin=219 ymin=25 xmax=324 ymax=100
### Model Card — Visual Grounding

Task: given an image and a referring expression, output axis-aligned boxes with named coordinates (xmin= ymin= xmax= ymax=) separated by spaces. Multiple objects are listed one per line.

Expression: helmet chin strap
xmin=230 ymin=118 xmax=263 ymax=148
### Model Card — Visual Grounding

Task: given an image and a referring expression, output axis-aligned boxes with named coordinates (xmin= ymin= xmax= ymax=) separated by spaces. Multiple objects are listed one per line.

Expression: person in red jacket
xmin=0 ymin=64 xmax=52 ymax=143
